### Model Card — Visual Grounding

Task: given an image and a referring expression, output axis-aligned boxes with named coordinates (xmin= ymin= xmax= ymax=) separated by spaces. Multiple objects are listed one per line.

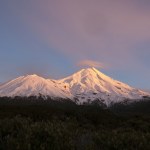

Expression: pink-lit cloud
xmin=77 ymin=60 xmax=104 ymax=68
xmin=8 ymin=0 xmax=150 ymax=71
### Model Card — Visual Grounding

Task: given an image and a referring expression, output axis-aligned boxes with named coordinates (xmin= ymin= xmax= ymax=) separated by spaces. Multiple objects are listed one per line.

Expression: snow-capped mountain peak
xmin=0 ymin=68 xmax=149 ymax=106
xmin=59 ymin=67 xmax=149 ymax=105
xmin=0 ymin=74 xmax=72 ymax=99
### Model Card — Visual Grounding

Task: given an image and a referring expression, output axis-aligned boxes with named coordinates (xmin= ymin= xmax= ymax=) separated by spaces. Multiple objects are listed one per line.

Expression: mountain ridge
xmin=59 ymin=67 xmax=149 ymax=105
xmin=0 ymin=68 xmax=149 ymax=106
xmin=0 ymin=74 xmax=72 ymax=99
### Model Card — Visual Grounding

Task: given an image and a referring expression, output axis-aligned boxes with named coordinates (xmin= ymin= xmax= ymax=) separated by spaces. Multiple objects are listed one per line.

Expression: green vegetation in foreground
xmin=0 ymin=97 xmax=150 ymax=150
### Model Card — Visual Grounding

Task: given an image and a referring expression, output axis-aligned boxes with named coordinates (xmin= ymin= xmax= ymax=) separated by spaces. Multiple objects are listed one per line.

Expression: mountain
xmin=144 ymin=90 xmax=150 ymax=93
xmin=0 ymin=68 xmax=149 ymax=106
xmin=0 ymin=74 xmax=72 ymax=99
xmin=59 ymin=68 xmax=149 ymax=105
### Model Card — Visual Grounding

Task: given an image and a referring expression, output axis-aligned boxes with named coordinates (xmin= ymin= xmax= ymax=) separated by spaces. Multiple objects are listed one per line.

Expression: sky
xmin=0 ymin=0 xmax=150 ymax=90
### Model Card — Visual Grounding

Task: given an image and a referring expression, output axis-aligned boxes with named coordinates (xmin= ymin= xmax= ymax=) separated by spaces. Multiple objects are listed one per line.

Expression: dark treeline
xmin=110 ymin=99 xmax=150 ymax=115
xmin=0 ymin=97 xmax=150 ymax=150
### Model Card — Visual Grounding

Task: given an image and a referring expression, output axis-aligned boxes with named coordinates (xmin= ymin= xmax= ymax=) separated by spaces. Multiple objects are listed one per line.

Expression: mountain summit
xmin=0 ymin=74 xmax=72 ymax=99
xmin=59 ymin=67 xmax=149 ymax=105
xmin=0 ymin=68 xmax=149 ymax=106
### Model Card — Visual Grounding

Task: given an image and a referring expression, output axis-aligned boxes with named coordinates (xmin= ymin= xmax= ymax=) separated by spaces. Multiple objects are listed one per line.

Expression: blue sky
xmin=0 ymin=0 xmax=150 ymax=90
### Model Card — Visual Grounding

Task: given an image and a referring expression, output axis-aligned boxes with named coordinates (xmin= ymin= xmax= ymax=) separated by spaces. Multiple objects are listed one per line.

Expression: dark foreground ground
xmin=0 ymin=97 xmax=150 ymax=150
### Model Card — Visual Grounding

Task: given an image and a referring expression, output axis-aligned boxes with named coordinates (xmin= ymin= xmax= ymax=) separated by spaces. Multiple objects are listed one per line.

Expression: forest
xmin=0 ymin=96 xmax=150 ymax=150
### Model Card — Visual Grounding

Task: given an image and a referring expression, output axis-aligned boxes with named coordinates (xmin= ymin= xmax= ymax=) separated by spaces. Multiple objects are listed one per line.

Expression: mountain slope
xmin=0 ymin=68 xmax=149 ymax=106
xmin=0 ymin=74 xmax=72 ymax=99
xmin=59 ymin=68 xmax=149 ymax=105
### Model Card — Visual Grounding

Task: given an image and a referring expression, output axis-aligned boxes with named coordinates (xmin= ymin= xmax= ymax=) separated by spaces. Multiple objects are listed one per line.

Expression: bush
xmin=0 ymin=97 xmax=150 ymax=149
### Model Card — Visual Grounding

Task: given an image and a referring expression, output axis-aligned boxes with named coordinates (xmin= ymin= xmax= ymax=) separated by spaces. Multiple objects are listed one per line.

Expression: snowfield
xmin=0 ymin=68 xmax=149 ymax=106
xmin=0 ymin=75 xmax=72 ymax=99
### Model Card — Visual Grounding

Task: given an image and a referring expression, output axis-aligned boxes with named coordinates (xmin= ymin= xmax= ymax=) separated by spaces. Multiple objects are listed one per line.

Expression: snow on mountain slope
xmin=0 ymin=68 xmax=149 ymax=106
xmin=0 ymin=74 xmax=72 ymax=99
xmin=144 ymin=90 xmax=150 ymax=94
xmin=59 ymin=67 xmax=149 ymax=105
